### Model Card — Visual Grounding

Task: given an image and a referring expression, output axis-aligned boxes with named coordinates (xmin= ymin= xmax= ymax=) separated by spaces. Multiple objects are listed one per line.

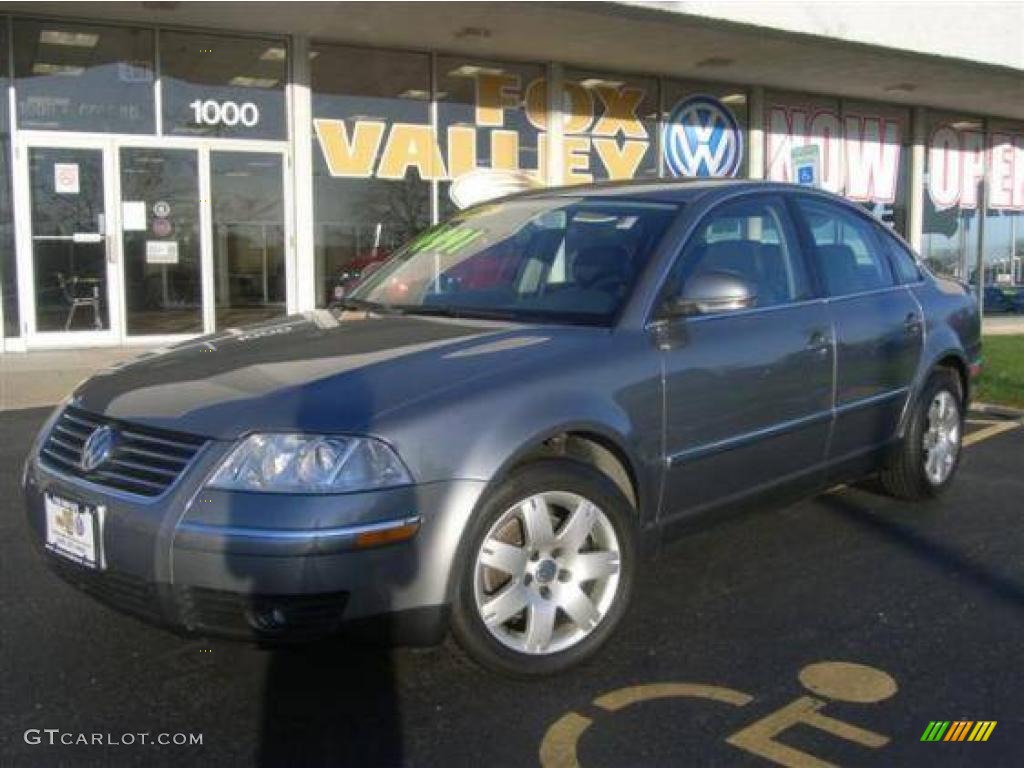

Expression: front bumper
xmin=23 ymin=447 xmax=486 ymax=643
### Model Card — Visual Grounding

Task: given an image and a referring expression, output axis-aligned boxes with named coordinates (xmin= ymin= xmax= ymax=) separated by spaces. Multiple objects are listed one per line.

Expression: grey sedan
xmin=23 ymin=180 xmax=981 ymax=675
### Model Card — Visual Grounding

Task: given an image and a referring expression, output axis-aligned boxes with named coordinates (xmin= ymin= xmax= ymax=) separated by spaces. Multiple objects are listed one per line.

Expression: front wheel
xmin=450 ymin=459 xmax=636 ymax=676
xmin=880 ymin=369 xmax=964 ymax=500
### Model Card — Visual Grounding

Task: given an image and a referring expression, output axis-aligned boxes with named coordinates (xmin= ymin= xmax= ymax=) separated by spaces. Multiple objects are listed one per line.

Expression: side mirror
xmin=665 ymin=271 xmax=758 ymax=317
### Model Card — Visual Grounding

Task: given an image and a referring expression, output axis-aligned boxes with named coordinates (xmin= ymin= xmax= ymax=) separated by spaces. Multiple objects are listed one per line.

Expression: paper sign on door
xmin=146 ymin=240 xmax=179 ymax=265
xmin=54 ymin=163 xmax=80 ymax=195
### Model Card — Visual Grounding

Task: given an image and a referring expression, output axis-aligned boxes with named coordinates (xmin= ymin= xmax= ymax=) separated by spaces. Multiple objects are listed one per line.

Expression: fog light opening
xmin=247 ymin=603 xmax=289 ymax=634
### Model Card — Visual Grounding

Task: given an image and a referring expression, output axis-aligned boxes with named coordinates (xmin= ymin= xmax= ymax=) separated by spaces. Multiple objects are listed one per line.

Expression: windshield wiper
xmin=333 ymin=297 xmax=402 ymax=315
xmin=398 ymin=305 xmax=523 ymax=322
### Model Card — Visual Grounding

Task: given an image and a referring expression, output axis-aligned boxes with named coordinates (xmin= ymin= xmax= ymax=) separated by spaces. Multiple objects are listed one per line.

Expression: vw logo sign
xmin=663 ymin=95 xmax=743 ymax=178
xmin=80 ymin=425 xmax=116 ymax=473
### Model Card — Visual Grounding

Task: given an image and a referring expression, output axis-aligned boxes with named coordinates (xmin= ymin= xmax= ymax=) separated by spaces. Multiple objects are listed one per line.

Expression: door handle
xmin=807 ymin=330 xmax=831 ymax=354
xmin=904 ymin=313 xmax=922 ymax=334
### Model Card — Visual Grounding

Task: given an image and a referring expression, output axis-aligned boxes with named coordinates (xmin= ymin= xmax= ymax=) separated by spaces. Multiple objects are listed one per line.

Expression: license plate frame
xmin=44 ymin=494 xmax=106 ymax=570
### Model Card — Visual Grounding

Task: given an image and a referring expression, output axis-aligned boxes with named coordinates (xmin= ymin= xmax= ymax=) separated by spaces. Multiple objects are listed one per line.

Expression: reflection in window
xmin=13 ymin=19 xmax=154 ymax=133
xmin=563 ymin=69 xmax=659 ymax=184
xmin=211 ymin=153 xmax=286 ymax=328
xmin=436 ymin=57 xmax=545 ymax=219
xmin=311 ymin=44 xmax=431 ymax=307
xmin=161 ymin=31 xmax=286 ymax=139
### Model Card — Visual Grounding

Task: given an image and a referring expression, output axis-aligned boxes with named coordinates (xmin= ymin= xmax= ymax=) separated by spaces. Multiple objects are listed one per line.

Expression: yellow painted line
xmin=593 ymin=682 xmax=753 ymax=711
xmin=963 ymin=420 xmax=1020 ymax=447
xmin=539 ymin=711 xmax=592 ymax=768
xmin=981 ymin=721 xmax=997 ymax=741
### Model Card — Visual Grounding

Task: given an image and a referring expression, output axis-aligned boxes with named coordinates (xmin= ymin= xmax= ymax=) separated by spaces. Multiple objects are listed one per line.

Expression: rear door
xmin=658 ymin=193 xmax=833 ymax=518
xmin=791 ymin=195 xmax=923 ymax=466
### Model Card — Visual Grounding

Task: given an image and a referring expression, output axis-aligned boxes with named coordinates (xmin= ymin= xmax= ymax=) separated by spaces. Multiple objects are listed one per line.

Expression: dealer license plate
xmin=44 ymin=494 xmax=105 ymax=570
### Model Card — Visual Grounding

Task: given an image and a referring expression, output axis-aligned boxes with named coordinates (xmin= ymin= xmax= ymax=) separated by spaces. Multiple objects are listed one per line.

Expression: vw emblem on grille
xmin=80 ymin=425 xmax=117 ymax=473
xmin=663 ymin=94 xmax=743 ymax=178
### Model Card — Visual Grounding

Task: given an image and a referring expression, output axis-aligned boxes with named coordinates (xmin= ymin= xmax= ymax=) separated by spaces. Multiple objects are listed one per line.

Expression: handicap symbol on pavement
xmin=540 ymin=661 xmax=898 ymax=768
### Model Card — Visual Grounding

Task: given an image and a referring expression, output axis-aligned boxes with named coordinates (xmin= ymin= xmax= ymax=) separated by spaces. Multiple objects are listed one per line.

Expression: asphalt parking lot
xmin=1 ymin=406 xmax=1022 ymax=767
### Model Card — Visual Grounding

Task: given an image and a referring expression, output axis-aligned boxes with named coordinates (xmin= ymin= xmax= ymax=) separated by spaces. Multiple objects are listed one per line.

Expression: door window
xmin=28 ymin=148 xmax=111 ymax=332
xmin=668 ymin=195 xmax=811 ymax=310
xmin=120 ymin=148 xmax=202 ymax=335
xmin=879 ymin=230 xmax=923 ymax=284
xmin=795 ymin=197 xmax=895 ymax=296
xmin=210 ymin=152 xmax=286 ymax=328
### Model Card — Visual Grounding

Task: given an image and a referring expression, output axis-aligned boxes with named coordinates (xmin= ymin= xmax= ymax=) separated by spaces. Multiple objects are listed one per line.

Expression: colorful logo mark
xmin=921 ymin=721 xmax=997 ymax=742
xmin=663 ymin=94 xmax=743 ymax=178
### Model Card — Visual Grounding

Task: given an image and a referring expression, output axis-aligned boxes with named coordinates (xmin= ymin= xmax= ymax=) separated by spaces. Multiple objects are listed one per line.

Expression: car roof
xmin=508 ymin=177 xmax=837 ymax=206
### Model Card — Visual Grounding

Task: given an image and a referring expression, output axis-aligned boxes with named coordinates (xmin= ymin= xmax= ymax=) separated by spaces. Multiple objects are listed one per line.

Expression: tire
xmin=450 ymin=459 xmax=636 ymax=677
xmin=879 ymin=369 xmax=964 ymax=501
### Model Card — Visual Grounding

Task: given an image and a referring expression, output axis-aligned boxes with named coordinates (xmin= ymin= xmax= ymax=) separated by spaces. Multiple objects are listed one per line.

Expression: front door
xmin=658 ymin=194 xmax=834 ymax=519
xmin=20 ymin=143 xmax=121 ymax=344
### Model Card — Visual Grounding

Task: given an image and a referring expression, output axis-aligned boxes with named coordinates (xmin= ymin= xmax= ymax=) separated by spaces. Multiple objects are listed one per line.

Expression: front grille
xmin=40 ymin=406 xmax=206 ymax=497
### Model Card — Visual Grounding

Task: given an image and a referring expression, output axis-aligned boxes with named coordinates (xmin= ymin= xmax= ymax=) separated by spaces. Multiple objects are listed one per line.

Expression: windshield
xmin=345 ymin=197 xmax=679 ymax=325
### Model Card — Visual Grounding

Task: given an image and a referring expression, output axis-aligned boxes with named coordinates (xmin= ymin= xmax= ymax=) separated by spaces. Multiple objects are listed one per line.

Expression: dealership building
xmin=0 ymin=1 xmax=1021 ymax=351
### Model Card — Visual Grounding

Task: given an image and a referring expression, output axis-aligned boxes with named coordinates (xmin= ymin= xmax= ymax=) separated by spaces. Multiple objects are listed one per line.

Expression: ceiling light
xmin=447 ymin=65 xmax=504 ymax=78
xmin=579 ymin=78 xmax=624 ymax=90
xmin=695 ymin=56 xmax=734 ymax=68
xmin=40 ymin=29 xmax=99 ymax=48
xmin=399 ymin=89 xmax=430 ymax=100
xmin=455 ymin=26 xmax=492 ymax=40
xmin=259 ymin=46 xmax=287 ymax=62
xmin=32 ymin=62 xmax=85 ymax=76
xmin=720 ymin=92 xmax=747 ymax=104
xmin=230 ymin=76 xmax=278 ymax=88
xmin=950 ymin=120 xmax=983 ymax=131
xmin=883 ymin=83 xmax=917 ymax=94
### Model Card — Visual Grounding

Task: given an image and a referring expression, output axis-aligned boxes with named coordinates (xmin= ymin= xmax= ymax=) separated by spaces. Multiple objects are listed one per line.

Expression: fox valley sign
xmin=314 ymin=73 xmax=656 ymax=186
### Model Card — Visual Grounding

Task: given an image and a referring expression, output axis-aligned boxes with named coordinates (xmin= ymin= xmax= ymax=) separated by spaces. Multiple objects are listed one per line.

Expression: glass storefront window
xmin=311 ymin=44 xmax=431 ymax=307
xmin=982 ymin=119 xmax=1024 ymax=292
xmin=120 ymin=148 xmax=203 ymax=335
xmin=160 ymin=31 xmax=287 ymax=140
xmin=922 ymin=112 xmax=984 ymax=281
xmin=13 ymin=19 xmax=155 ymax=133
xmin=563 ymin=69 xmax=659 ymax=184
xmin=765 ymin=92 xmax=911 ymax=236
xmin=436 ymin=56 xmax=545 ymax=219
xmin=210 ymin=152 xmax=286 ymax=327
xmin=661 ymin=80 xmax=748 ymax=179
xmin=1 ymin=19 xmax=19 ymax=338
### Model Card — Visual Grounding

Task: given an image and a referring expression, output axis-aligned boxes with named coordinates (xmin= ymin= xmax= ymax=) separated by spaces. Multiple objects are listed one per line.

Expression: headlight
xmin=207 ymin=434 xmax=412 ymax=493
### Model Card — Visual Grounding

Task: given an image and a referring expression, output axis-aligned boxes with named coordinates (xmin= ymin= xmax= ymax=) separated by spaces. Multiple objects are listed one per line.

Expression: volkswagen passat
xmin=24 ymin=181 xmax=980 ymax=675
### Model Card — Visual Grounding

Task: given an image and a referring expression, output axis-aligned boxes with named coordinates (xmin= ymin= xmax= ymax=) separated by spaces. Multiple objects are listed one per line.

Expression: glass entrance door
xmin=24 ymin=145 xmax=119 ymax=341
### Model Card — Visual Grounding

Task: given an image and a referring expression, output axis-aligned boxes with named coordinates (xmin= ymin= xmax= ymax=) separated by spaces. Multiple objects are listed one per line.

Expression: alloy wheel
xmin=922 ymin=390 xmax=961 ymax=485
xmin=472 ymin=490 xmax=622 ymax=655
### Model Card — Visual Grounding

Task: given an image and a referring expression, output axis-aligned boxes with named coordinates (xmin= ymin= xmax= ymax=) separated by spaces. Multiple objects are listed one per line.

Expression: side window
xmin=668 ymin=196 xmax=811 ymax=311
xmin=795 ymin=198 xmax=895 ymax=297
xmin=880 ymin=231 xmax=923 ymax=284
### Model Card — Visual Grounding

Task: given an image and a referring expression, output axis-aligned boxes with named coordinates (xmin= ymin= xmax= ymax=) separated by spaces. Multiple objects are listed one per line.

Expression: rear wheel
xmin=880 ymin=369 xmax=964 ymax=500
xmin=450 ymin=459 xmax=635 ymax=676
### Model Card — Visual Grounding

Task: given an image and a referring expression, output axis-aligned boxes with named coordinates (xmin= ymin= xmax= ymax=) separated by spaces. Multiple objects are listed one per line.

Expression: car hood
xmin=73 ymin=310 xmax=587 ymax=439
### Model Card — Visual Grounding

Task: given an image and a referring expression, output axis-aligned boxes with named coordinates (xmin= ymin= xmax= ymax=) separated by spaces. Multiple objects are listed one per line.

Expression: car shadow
xmin=818 ymin=490 xmax=1024 ymax=613
xmin=218 ymin=321 xmax=414 ymax=766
